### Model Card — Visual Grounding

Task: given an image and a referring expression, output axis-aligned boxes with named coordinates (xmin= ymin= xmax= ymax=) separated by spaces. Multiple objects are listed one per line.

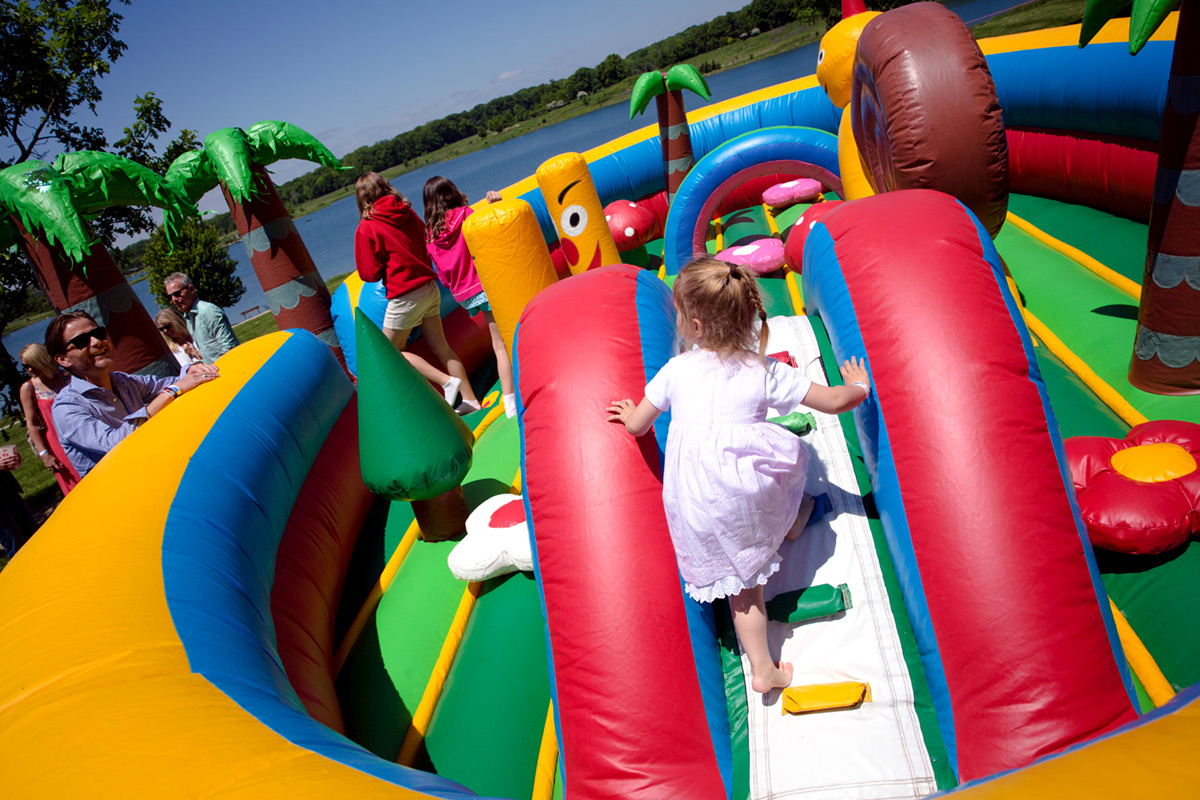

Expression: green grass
xmin=969 ymin=0 xmax=1088 ymax=39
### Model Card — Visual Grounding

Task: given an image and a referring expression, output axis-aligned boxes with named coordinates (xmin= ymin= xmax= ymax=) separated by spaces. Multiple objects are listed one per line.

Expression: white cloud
xmin=496 ymin=69 xmax=522 ymax=82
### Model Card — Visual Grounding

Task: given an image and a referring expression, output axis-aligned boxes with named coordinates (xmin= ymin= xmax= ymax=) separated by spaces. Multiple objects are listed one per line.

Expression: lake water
xmin=2 ymin=0 xmax=1021 ymax=361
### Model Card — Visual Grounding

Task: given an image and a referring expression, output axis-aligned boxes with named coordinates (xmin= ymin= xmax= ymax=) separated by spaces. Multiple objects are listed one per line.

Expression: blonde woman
xmin=18 ymin=343 xmax=80 ymax=495
xmin=156 ymin=307 xmax=203 ymax=372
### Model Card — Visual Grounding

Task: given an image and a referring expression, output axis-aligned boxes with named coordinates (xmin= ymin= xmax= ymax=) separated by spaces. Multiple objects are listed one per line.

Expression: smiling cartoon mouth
xmin=585 ymin=245 xmax=601 ymax=271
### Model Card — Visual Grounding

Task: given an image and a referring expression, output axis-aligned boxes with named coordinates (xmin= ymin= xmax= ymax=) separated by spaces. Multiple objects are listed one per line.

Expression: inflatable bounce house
xmin=2 ymin=5 xmax=1198 ymax=799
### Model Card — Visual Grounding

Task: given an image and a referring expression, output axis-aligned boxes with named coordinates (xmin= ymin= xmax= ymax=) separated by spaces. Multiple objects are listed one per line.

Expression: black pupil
xmin=569 ymin=212 xmax=580 ymax=228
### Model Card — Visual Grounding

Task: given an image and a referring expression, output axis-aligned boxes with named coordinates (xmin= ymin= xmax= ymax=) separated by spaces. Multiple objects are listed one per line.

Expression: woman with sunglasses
xmin=45 ymin=311 xmax=220 ymax=478
xmin=155 ymin=307 xmax=204 ymax=372
xmin=17 ymin=343 xmax=80 ymax=495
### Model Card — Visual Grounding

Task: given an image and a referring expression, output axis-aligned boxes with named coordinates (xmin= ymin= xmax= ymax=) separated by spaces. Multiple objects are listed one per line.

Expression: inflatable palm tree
xmin=165 ymin=121 xmax=349 ymax=366
xmin=0 ymin=154 xmax=196 ymax=376
xmin=1080 ymin=0 xmax=1199 ymax=394
xmin=629 ymin=64 xmax=711 ymax=204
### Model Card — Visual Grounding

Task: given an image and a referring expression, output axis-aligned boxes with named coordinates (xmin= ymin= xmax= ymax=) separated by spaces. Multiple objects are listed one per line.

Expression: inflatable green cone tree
xmin=354 ymin=310 xmax=474 ymax=540
xmin=166 ymin=121 xmax=350 ymax=367
xmin=0 ymin=154 xmax=197 ymax=377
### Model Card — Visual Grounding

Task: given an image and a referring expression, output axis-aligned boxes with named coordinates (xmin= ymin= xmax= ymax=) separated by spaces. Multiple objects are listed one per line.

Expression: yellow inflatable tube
xmin=0 ymin=332 xmax=480 ymax=798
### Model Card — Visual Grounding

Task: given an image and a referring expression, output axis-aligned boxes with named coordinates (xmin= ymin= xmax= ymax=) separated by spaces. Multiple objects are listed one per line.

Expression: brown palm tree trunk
xmin=657 ymin=85 xmax=696 ymax=204
xmin=1130 ymin=0 xmax=1200 ymax=394
xmin=17 ymin=222 xmax=177 ymax=377
xmin=223 ymin=165 xmax=345 ymax=368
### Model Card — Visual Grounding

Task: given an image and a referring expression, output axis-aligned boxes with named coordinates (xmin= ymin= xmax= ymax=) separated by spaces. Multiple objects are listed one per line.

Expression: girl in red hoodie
xmin=424 ymin=176 xmax=516 ymax=418
xmin=354 ymin=172 xmax=481 ymax=414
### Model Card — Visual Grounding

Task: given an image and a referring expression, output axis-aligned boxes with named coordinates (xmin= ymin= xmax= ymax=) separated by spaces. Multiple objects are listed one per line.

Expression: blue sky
xmin=84 ymin=0 xmax=752 ymax=187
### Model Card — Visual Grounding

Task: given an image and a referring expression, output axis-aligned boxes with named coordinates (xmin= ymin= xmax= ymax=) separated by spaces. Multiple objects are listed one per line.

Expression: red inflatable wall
xmin=271 ymin=399 xmax=375 ymax=733
xmin=516 ymin=265 xmax=726 ymax=800
xmin=1007 ymin=127 xmax=1156 ymax=222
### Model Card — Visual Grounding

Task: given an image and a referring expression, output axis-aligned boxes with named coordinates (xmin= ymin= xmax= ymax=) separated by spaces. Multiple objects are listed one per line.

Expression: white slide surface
xmin=744 ymin=316 xmax=938 ymax=800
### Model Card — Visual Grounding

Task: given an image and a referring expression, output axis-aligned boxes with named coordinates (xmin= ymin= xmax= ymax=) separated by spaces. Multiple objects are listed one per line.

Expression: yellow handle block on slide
xmin=782 ymin=681 xmax=871 ymax=715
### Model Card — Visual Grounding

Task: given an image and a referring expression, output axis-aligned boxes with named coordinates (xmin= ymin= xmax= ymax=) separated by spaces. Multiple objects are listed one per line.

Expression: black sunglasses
xmin=158 ymin=324 xmax=173 ymax=332
xmin=168 ymin=287 xmax=189 ymax=299
xmin=63 ymin=326 xmax=108 ymax=352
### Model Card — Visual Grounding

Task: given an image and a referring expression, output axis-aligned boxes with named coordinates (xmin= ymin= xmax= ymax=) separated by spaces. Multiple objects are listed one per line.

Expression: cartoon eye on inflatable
xmin=817 ymin=48 xmax=825 ymax=65
xmin=560 ymin=204 xmax=588 ymax=237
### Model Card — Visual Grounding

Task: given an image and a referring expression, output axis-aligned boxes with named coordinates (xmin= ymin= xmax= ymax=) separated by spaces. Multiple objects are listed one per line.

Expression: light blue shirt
xmin=50 ymin=372 xmax=173 ymax=477
xmin=185 ymin=299 xmax=239 ymax=363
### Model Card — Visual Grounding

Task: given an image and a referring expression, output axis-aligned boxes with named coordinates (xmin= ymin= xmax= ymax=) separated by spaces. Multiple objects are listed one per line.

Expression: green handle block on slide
xmin=767 ymin=583 xmax=852 ymax=624
xmin=768 ymin=411 xmax=816 ymax=436
xmin=355 ymin=310 xmax=474 ymax=500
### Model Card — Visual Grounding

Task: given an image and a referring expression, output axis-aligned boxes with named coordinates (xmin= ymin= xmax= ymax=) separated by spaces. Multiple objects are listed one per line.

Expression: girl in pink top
xmin=424 ymin=176 xmax=516 ymax=418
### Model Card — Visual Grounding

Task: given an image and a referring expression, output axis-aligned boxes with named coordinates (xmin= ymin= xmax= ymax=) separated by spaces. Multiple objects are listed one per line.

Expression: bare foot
xmin=786 ymin=494 xmax=816 ymax=540
xmin=752 ymin=661 xmax=794 ymax=694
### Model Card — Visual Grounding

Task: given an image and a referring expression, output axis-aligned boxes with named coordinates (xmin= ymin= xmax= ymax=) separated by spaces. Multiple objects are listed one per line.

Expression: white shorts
xmin=384 ymin=282 xmax=441 ymax=331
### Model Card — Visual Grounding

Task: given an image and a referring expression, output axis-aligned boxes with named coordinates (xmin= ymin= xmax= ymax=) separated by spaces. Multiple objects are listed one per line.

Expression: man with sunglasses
xmin=164 ymin=272 xmax=239 ymax=364
xmin=46 ymin=311 xmax=220 ymax=478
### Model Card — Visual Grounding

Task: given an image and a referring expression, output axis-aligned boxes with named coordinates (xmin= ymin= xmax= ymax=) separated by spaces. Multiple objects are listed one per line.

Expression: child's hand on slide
xmin=606 ymin=399 xmax=635 ymax=423
xmin=840 ymin=357 xmax=869 ymax=392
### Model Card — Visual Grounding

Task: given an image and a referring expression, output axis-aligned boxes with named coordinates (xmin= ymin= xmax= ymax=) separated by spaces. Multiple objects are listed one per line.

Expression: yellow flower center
xmin=1111 ymin=442 xmax=1197 ymax=483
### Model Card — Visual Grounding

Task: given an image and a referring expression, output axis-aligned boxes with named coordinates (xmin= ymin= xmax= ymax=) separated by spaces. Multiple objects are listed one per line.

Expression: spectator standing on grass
xmin=155 ymin=307 xmax=203 ymax=373
xmin=0 ymin=447 xmax=36 ymax=559
xmin=18 ymin=343 xmax=80 ymax=496
xmin=47 ymin=311 xmax=220 ymax=478
xmin=164 ymin=272 xmax=239 ymax=363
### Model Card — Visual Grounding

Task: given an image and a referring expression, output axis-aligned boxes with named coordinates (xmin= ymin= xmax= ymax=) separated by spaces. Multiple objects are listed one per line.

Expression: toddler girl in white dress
xmin=608 ymin=257 xmax=870 ymax=694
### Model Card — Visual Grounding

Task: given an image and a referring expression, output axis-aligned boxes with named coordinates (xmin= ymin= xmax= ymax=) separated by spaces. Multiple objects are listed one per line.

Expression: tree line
xmin=271 ymin=0 xmax=823 ymax=211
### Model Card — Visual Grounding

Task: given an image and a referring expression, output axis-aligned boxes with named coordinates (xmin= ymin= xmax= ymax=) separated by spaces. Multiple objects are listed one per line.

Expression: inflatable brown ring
xmin=850 ymin=1 xmax=1009 ymax=238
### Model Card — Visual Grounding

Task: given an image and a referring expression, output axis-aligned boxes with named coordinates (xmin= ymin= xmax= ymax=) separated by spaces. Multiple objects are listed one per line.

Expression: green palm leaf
xmin=53 ymin=151 xmax=199 ymax=244
xmin=630 ymin=71 xmax=667 ymax=119
xmin=1080 ymin=0 xmax=1173 ymax=52
xmin=1128 ymin=0 xmax=1174 ymax=53
xmin=164 ymin=149 xmax=219 ymax=206
xmin=245 ymin=120 xmax=347 ymax=172
xmin=0 ymin=161 xmax=94 ymax=262
xmin=203 ymin=127 xmax=257 ymax=205
xmin=665 ymin=64 xmax=711 ymax=102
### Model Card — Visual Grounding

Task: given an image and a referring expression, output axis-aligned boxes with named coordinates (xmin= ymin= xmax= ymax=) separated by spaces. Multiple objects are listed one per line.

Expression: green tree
xmin=142 ymin=218 xmax=245 ymax=309
xmin=795 ymin=0 xmax=913 ymax=28
xmin=596 ymin=53 xmax=630 ymax=88
xmin=0 ymin=0 xmax=128 ymax=164
xmin=0 ymin=248 xmax=38 ymax=417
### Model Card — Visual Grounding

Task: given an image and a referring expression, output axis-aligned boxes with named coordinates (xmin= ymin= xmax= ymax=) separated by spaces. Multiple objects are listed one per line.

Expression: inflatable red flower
xmin=1066 ymin=420 xmax=1200 ymax=554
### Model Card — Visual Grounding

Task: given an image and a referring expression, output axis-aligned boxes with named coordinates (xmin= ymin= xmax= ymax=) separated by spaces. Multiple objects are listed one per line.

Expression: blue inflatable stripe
xmin=634 ymin=270 xmax=733 ymax=798
xmin=665 ymin=126 xmax=841 ymax=274
xmin=989 ymin=41 xmax=1171 ymax=142
xmin=330 ymin=283 xmax=358 ymax=375
xmin=956 ymin=200 xmax=1138 ymax=709
xmin=163 ymin=331 xmax=484 ymax=799
xmin=801 ymin=224 xmax=959 ymax=778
